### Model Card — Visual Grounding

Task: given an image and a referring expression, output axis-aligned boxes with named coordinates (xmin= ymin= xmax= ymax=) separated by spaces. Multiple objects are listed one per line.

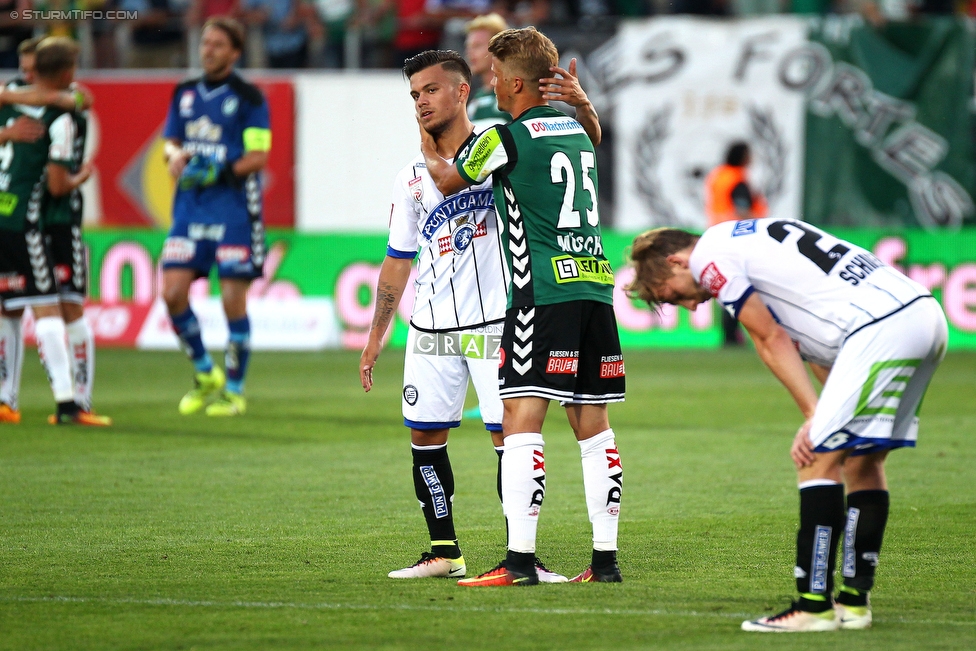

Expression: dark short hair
xmin=403 ymin=50 xmax=471 ymax=84
xmin=726 ymin=142 xmax=751 ymax=166
xmin=17 ymin=36 xmax=43 ymax=56
xmin=34 ymin=37 xmax=79 ymax=79
xmin=204 ymin=16 xmax=245 ymax=52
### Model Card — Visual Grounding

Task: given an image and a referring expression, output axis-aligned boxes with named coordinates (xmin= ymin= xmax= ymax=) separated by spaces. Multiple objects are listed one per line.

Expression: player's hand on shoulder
xmin=4 ymin=116 xmax=45 ymax=143
xmin=790 ymin=419 xmax=816 ymax=469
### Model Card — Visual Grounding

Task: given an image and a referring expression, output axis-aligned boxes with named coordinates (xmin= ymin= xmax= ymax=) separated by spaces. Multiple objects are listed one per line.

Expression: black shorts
xmin=0 ymin=227 xmax=59 ymax=310
xmin=499 ymin=300 xmax=625 ymax=404
xmin=46 ymin=223 xmax=87 ymax=304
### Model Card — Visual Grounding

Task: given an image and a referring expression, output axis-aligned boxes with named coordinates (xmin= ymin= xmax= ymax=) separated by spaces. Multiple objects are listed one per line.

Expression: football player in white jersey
xmin=628 ymin=219 xmax=947 ymax=632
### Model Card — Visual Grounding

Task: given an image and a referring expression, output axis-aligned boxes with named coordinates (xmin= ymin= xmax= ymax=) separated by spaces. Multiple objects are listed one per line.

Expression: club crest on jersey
xmin=437 ymin=219 xmax=487 ymax=256
xmin=179 ymin=90 xmax=195 ymax=117
xmin=408 ymin=176 xmax=423 ymax=202
xmin=700 ymin=262 xmax=727 ymax=297
xmin=221 ymin=96 xmax=239 ymax=116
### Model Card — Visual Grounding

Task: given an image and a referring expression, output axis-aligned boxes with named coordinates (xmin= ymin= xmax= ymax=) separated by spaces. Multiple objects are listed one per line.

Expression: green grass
xmin=1 ymin=348 xmax=974 ymax=650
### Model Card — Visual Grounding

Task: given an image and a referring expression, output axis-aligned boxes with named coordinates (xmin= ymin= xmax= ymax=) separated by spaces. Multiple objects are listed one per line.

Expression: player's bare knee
xmin=61 ymin=302 xmax=84 ymax=323
xmin=411 ymin=428 xmax=449 ymax=446
xmin=799 ymin=450 xmax=847 ymax=483
xmin=162 ymin=287 xmax=189 ymax=315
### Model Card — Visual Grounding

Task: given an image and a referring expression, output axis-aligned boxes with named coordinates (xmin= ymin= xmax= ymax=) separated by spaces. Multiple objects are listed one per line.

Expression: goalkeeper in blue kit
xmin=160 ymin=16 xmax=271 ymax=417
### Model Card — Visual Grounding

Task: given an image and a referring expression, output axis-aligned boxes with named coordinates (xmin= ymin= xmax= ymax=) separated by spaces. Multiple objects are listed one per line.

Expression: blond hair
xmin=488 ymin=27 xmax=558 ymax=89
xmin=626 ymin=229 xmax=700 ymax=308
xmin=466 ymin=13 xmax=508 ymax=36
xmin=34 ymin=37 xmax=79 ymax=79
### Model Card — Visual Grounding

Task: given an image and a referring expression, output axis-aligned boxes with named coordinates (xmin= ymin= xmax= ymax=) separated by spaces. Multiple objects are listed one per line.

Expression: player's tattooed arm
xmin=360 ymin=256 xmax=413 ymax=392
xmin=540 ymin=58 xmax=601 ymax=146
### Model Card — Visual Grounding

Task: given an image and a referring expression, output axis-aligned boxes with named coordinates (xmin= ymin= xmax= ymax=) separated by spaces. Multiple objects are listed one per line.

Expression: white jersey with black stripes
xmin=690 ymin=218 xmax=930 ymax=367
xmin=387 ymin=151 xmax=509 ymax=332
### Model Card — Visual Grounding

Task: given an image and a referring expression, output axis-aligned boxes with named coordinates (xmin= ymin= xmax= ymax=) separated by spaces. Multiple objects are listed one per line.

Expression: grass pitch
xmin=1 ymin=348 xmax=974 ymax=650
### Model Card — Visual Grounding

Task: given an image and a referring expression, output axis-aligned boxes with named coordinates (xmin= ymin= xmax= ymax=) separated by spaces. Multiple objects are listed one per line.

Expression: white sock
xmin=66 ymin=317 xmax=94 ymax=411
xmin=0 ymin=315 xmax=24 ymax=409
xmin=579 ymin=429 xmax=622 ymax=551
xmin=34 ymin=316 xmax=74 ymax=404
xmin=501 ymin=432 xmax=545 ymax=554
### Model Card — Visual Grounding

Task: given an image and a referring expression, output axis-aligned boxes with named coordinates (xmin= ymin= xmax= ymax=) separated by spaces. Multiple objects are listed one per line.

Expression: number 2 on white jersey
xmin=551 ymin=150 xmax=598 ymax=229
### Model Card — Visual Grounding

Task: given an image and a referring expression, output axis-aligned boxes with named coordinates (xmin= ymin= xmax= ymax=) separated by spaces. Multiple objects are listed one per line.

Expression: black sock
xmin=56 ymin=401 xmax=79 ymax=418
xmin=505 ymin=550 xmax=535 ymax=575
xmin=795 ymin=483 xmax=845 ymax=612
xmin=592 ymin=549 xmax=618 ymax=574
xmin=411 ymin=444 xmax=459 ymax=558
xmin=838 ymin=489 xmax=889 ymax=603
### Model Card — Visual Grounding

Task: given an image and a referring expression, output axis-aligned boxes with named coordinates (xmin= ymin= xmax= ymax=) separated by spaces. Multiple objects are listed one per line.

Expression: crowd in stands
xmin=0 ymin=0 xmax=968 ymax=70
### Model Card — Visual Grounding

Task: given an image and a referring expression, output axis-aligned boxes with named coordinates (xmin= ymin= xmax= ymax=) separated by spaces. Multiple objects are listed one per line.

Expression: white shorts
xmin=402 ymin=323 xmax=503 ymax=432
xmin=810 ymin=297 xmax=948 ymax=456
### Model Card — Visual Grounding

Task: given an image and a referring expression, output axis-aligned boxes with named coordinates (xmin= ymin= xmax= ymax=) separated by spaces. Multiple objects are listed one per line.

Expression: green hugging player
xmin=0 ymin=37 xmax=109 ymax=426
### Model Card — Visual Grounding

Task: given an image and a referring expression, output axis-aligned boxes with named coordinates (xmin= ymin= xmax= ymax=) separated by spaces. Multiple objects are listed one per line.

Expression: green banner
xmin=83 ymin=228 xmax=976 ymax=349
xmin=803 ymin=17 xmax=976 ymax=229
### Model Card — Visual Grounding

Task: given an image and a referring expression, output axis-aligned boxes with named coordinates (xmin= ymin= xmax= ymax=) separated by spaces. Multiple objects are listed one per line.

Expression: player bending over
xmin=628 ymin=219 xmax=947 ymax=631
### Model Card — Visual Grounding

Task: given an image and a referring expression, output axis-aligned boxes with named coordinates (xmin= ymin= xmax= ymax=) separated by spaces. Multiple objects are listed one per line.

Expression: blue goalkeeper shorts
xmin=162 ymin=216 xmax=265 ymax=280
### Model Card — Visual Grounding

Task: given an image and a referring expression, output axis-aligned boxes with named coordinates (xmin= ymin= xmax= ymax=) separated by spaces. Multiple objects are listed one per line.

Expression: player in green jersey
xmin=40 ymin=75 xmax=101 ymax=420
xmin=422 ymin=27 xmax=624 ymax=587
xmin=464 ymin=14 xmax=510 ymax=132
xmin=0 ymin=37 xmax=108 ymax=426
xmin=0 ymin=36 xmax=98 ymax=424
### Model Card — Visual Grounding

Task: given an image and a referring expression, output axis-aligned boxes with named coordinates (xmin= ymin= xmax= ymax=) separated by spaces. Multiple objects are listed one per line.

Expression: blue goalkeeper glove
xmin=179 ymin=154 xmax=223 ymax=190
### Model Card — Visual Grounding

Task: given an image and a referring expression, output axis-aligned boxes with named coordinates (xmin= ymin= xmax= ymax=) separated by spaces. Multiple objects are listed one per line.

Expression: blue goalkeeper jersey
xmin=163 ymin=71 xmax=271 ymax=226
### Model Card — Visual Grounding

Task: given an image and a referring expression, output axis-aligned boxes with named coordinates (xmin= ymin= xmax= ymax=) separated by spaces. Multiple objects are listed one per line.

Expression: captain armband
xmin=243 ymin=127 xmax=272 ymax=152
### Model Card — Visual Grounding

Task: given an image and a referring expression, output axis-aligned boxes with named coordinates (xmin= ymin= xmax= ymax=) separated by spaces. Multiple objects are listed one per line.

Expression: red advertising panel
xmin=79 ymin=74 xmax=294 ymax=228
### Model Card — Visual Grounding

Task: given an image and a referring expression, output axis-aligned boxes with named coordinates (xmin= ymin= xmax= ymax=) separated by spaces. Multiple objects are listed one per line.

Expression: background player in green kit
xmin=0 ymin=37 xmax=98 ymax=424
xmin=0 ymin=37 xmax=109 ymax=426
xmin=422 ymin=27 xmax=624 ymax=587
xmin=464 ymin=14 xmax=510 ymax=132
xmin=41 ymin=61 xmax=100 ymax=420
